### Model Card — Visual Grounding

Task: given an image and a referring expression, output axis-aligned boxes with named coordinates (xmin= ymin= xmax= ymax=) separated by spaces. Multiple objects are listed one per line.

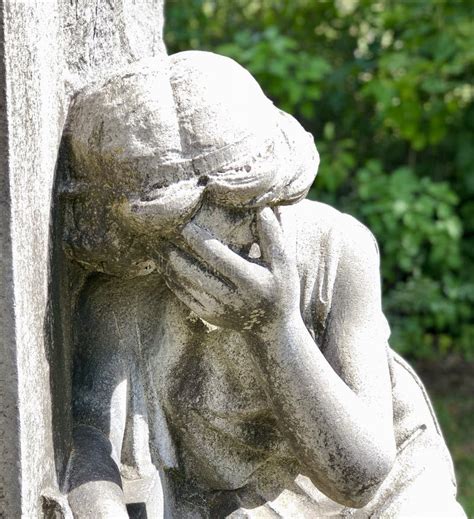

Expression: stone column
xmin=0 ymin=2 xmax=165 ymax=517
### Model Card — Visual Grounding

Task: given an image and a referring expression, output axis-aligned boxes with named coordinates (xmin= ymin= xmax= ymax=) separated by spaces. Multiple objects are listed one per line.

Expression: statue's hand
xmin=159 ymin=207 xmax=301 ymax=333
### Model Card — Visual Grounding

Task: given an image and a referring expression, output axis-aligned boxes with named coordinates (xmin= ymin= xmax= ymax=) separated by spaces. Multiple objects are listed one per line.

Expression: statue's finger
xmin=164 ymin=276 xmax=214 ymax=319
xmin=165 ymin=273 xmax=231 ymax=327
xmin=167 ymin=243 xmax=236 ymax=301
xmin=181 ymin=222 xmax=266 ymax=286
xmin=256 ymin=207 xmax=287 ymax=271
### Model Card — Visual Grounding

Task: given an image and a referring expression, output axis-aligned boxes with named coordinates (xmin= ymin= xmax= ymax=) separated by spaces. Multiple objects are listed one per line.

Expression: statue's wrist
xmin=242 ymin=310 xmax=308 ymax=373
xmin=247 ymin=308 xmax=305 ymax=342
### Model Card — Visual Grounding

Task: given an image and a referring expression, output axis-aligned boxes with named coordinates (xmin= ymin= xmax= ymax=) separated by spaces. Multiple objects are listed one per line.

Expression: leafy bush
xmin=165 ymin=0 xmax=474 ymax=360
xmin=216 ymin=28 xmax=331 ymax=118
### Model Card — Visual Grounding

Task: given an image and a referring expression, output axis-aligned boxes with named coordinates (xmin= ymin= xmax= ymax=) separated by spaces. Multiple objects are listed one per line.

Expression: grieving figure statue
xmin=62 ymin=51 xmax=465 ymax=518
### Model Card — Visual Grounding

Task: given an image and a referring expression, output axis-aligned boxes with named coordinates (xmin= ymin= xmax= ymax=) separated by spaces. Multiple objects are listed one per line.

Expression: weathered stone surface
xmin=0 ymin=2 xmax=164 ymax=517
xmin=63 ymin=51 xmax=466 ymax=517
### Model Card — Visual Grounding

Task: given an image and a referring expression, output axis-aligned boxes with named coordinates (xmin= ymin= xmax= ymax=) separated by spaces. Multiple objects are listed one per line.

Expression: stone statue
xmin=61 ymin=51 xmax=465 ymax=518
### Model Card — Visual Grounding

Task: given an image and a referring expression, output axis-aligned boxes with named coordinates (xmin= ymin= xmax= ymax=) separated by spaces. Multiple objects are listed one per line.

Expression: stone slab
xmin=0 ymin=2 xmax=164 ymax=516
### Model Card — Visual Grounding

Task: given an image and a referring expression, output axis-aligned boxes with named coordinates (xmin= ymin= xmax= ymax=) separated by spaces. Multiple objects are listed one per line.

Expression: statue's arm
xmin=160 ymin=207 xmax=396 ymax=508
xmin=67 ymin=281 xmax=130 ymax=519
xmin=250 ymin=219 xmax=396 ymax=507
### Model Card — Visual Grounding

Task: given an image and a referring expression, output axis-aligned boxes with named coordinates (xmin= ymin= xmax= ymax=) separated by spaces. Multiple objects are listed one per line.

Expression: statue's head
xmin=62 ymin=51 xmax=319 ymax=276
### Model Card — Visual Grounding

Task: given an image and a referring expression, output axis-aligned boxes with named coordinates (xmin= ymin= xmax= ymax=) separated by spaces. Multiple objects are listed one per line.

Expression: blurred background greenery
xmin=165 ymin=0 xmax=473 ymax=513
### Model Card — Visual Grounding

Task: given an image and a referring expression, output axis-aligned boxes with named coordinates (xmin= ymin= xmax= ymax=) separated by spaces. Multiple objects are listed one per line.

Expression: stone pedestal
xmin=0 ymin=2 xmax=165 ymax=517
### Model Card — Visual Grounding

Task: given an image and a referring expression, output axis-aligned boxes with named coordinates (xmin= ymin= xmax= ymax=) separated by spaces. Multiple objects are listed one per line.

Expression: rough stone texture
xmin=0 ymin=7 xmax=21 ymax=517
xmin=0 ymin=2 xmax=164 ymax=517
xmin=63 ymin=51 xmax=466 ymax=517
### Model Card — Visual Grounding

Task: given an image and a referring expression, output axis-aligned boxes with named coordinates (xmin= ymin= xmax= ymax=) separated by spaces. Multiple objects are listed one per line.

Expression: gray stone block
xmin=0 ymin=2 xmax=164 ymax=517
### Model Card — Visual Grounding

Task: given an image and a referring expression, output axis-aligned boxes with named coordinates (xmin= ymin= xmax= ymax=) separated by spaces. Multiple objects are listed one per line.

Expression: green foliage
xmin=432 ymin=390 xmax=474 ymax=516
xmin=216 ymin=28 xmax=331 ymax=117
xmin=352 ymin=159 xmax=473 ymax=358
xmin=165 ymin=0 xmax=474 ymax=360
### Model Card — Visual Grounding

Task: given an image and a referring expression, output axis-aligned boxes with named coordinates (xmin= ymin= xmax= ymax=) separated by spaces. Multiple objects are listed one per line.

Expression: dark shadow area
xmin=46 ymin=137 xmax=109 ymax=490
xmin=45 ymin=141 xmax=76 ymax=489
xmin=46 ymin=137 xmax=129 ymax=518
xmin=42 ymin=495 xmax=65 ymax=519
xmin=127 ymin=502 xmax=148 ymax=519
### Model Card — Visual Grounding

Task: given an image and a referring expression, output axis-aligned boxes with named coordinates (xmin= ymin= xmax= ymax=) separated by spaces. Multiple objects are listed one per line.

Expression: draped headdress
xmin=63 ymin=51 xmax=319 ymax=275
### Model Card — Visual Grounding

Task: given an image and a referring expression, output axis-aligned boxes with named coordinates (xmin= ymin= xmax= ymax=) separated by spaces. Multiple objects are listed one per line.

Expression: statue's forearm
xmin=248 ymin=316 xmax=395 ymax=507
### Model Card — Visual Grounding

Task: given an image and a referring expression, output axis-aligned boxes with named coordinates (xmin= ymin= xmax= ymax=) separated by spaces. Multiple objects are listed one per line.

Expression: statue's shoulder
xmin=285 ymin=199 xmax=379 ymax=261
xmin=286 ymin=198 xmax=344 ymax=233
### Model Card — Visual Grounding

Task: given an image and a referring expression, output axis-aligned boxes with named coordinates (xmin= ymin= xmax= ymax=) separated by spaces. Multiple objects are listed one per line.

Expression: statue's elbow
xmin=335 ymin=447 xmax=396 ymax=508
xmin=305 ymin=442 xmax=396 ymax=509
